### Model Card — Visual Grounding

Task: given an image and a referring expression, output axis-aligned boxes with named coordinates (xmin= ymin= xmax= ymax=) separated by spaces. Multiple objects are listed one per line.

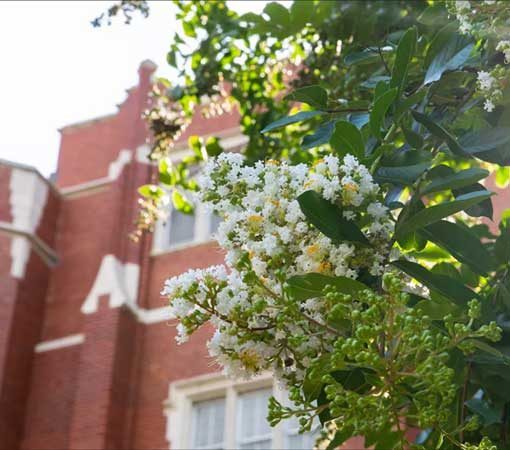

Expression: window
xmin=153 ymin=205 xmax=220 ymax=253
xmin=209 ymin=212 xmax=222 ymax=235
xmin=191 ymin=397 xmax=226 ymax=449
xmin=169 ymin=209 xmax=196 ymax=246
xmin=165 ymin=373 xmax=318 ymax=450
xmin=237 ymin=389 xmax=273 ymax=449
xmin=283 ymin=416 xmax=320 ymax=450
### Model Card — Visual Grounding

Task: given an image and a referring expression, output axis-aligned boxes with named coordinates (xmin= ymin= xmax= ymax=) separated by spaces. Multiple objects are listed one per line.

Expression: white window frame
xmin=151 ymin=131 xmax=248 ymax=256
xmin=164 ymin=372 xmax=303 ymax=450
xmin=152 ymin=203 xmax=218 ymax=254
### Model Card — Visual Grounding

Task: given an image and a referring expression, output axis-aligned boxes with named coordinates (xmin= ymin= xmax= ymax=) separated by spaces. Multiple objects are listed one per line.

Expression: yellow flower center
xmin=344 ymin=182 xmax=358 ymax=192
xmin=306 ymin=244 xmax=319 ymax=256
xmin=239 ymin=349 xmax=260 ymax=370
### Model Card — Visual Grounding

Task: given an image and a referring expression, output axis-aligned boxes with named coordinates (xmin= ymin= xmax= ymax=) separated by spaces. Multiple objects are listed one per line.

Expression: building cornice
xmin=0 ymin=221 xmax=59 ymax=268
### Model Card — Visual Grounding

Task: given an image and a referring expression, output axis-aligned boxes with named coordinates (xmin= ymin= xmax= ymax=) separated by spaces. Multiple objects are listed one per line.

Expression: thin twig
xmin=378 ymin=45 xmax=391 ymax=75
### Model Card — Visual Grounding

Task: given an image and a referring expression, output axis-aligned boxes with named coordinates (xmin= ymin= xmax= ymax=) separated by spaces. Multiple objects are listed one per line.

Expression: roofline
xmin=0 ymin=158 xmax=60 ymax=196
xmin=59 ymin=112 xmax=117 ymax=133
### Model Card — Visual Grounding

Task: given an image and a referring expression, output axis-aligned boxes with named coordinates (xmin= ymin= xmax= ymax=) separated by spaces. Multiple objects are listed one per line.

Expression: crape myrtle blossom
xmin=162 ymin=153 xmax=394 ymax=382
xmin=448 ymin=0 xmax=510 ymax=112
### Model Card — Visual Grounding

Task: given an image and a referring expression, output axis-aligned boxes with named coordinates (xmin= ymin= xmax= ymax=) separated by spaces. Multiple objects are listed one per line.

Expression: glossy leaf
xmin=330 ymin=120 xmax=365 ymax=159
xmin=375 ymin=162 xmax=431 ymax=186
xmin=402 ymin=126 xmax=423 ymax=149
xmin=390 ymin=27 xmax=417 ymax=94
xmin=392 ymin=259 xmax=478 ymax=305
xmin=396 ymin=190 xmax=493 ymax=238
xmin=285 ymin=85 xmax=328 ymax=110
xmin=297 ymin=190 xmax=370 ymax=245
xmin=411 ymin=110 xmax=468 ymax=157
xmin=421 ymin=168 xmax=489 ymax=195
xmin=287 ymin=273 xmax=368 ymax=302
xmin=419 ymin=221 xmax=493 ymax=275
xmin=465 ymin=398 xmax=501 ymax=426
xmin=424 ymin=24 xmax=473 ymax=84
xmin=302 ymin=121 xmax=335 ymax=150
xmin=460 ymin=127 xmax=510 ymax=154
xmin=453 ymin=184 xmax=494 ymax=219
xmin=370 ymin=88 xmax=397 ymax=139
xmin=261 ymin=110 xmax=323 ymax=133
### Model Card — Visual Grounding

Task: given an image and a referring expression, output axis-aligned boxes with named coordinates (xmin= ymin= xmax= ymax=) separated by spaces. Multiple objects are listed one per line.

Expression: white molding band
xmin=81 ymin=253 xmax=173 ymax=324
xmin=8 ymin=168 xmax=50 ymax=278
xmin=81 ymin=254 xmax=140 ymax=314
xmin=35 ymin=333 xmax=85 ymax=353
xmin=0 ymin=221 xmax=58 ymax=268
xmin=129 ymin=304 xmax=173 ymax=324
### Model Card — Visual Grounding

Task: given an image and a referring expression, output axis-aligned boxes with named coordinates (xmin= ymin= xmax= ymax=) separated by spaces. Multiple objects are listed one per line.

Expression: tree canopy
xmin=98 ymin=1 xmax=510 ymax=449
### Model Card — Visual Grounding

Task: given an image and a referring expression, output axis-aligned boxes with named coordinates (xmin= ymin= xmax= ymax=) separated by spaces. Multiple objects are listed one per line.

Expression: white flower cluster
xmin=496 ymin=40 xmax=510 ymax=65
xmin=477 ymin=70 xmax=503 ymax=113
xmin=448 ymin=0 xmax=510 ymax=112
xmin=162 ymin=153 xmax=393 ymax=382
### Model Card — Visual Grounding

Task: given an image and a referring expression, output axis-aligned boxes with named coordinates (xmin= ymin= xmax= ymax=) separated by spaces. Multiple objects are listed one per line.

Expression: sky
xmin=0 ymin=1 xmax=268 ymax=176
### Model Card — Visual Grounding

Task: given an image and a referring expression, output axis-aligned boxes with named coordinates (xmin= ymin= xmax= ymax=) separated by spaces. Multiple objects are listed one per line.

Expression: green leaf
xmin=459 ymin=127 xmax=510 ymax=154
xmin=289 ymin=1 xmax=314 ymax=31
xmin=370 ymin=88 xmax=398 ymax=139
xmin=411 ymin=110 xmax=467 ymax=157
xmin=390 ymin=27 xmax=417 ymax=95
xmin=392 ymin=259 xmax=478 ymax=306
xmin=424 ymin=24 xmax=474 ymax=85
xmin=302 ymin=121 xmax=335 ymax=150
xmin=396 ymin=190 xmax=493 ymax=238
xmin=349 ymin=112 xmax=370 ymax=129
xmin=414 ymin=297 xmax=461 ymax=320
xmin=453 ymin=183 xmax=493 ymax=219
xmin=495 ymin=167 xmax=510 ymax=188
xmin=465 ymin=398 xmax=501 ymax=426
xmin=172 ymin=190 xmax=193 ymax=214
xmin=418 ymin=3 xmax=449 ymax=26
xmin=261 ymin=110 xmax=323 ymax=133
xmin=205 ymin=136 xmax=223 ymax=157
xmin=402 ymin=126 xmax=424 ymax=149
xmin=138 ymin=184 xmax=164 ymax=199
xmin=344 ymin=49 xmax=379 ymax=66
xmin=330 ymin=120 xmax=365 ymax=159
xmin=395 ymin=89 xmax=427 ymax=119
xmin=375 ymin=162 xmax=431 ymax=186
xmin=421 ymin=168 xmax=489 ymax=195
xmin=158 ymin=158 xmax=175 ymax=186
xmin=419 ymin=221 xmax=494 ymax=275
xmin=285 ymin=85 xmax=328 ymax=110
xmin=263 ymin=2 xmax=290 ymax=34
xmin=287 ymin=273 xmax=369 ymax=302
xmin=297 ymin=190 xmax=370 ymax=245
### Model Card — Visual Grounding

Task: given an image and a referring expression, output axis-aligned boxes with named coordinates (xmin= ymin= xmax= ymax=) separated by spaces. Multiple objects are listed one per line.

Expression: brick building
xmin=0 ymin=61 xmax=507 ymax=450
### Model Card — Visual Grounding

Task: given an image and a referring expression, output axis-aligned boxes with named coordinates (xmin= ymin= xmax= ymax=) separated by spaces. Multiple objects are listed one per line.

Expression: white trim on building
xmin=35 ymin=333 xmax=85 ymax=353
xmin=163 ymin=372 xmax=319 ymax=450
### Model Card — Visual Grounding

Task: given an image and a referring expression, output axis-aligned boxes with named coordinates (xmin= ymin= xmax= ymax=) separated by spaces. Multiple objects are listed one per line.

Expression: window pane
xmin=169 ymin=209 xmax=195 ymax=245
xmin=237 ymin=389 xmax=272 ymax=449
xmin=191 ymin=397 xmax=226 ymax=449
xmin=210 ymin=212 xmax=222 ymax=235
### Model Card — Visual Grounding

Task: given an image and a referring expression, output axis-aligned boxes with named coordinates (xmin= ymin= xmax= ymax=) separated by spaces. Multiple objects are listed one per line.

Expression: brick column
xmin=68 ymin=303 xmax=138 ymax=449
xmin=0 ymin=247 xmax=52 ymax=450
